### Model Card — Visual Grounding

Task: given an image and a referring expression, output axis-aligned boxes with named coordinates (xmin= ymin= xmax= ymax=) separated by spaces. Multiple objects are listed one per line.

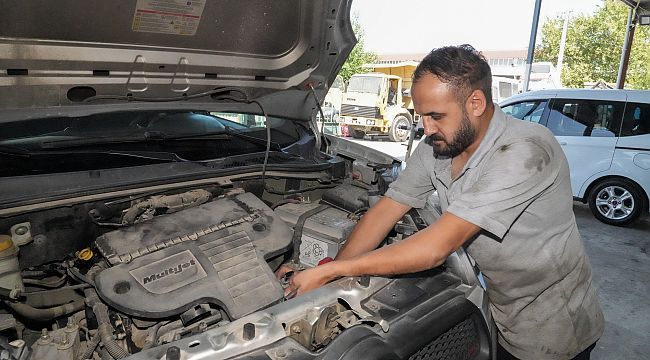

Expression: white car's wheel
xmin=588 ymin=179 xmax=645 ymax=226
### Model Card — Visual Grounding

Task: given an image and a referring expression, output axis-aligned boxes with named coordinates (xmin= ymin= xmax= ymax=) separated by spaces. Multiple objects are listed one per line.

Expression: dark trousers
xmin=497 ymin=342 xmax=597 ymax=360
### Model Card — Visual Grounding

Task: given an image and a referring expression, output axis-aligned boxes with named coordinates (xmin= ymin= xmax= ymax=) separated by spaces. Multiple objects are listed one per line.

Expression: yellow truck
xmin=339 ymin=61 xmax=419 ymax=142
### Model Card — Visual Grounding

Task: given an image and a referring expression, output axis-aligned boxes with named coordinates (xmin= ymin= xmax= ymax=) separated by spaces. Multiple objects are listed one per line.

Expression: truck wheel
xmin=588 ymin=178 xmax=645 ymax=226
xmin=389 ymin=115 xmax=410 ymax=142
xmin=352 ymin=129 xmax=365 ymax=139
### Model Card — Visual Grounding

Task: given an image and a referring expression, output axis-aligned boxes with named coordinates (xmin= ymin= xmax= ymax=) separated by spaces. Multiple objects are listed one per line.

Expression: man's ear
xmin=466 ymin=89 xmax=487 ymax=117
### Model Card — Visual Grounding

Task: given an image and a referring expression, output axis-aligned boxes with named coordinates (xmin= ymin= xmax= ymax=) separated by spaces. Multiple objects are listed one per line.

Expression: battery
xmin=274 ymin=202 xmax=357 ymax=267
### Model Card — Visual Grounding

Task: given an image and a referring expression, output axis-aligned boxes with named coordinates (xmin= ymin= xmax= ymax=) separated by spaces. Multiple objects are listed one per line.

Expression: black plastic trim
xmin=615 ymin=146 xmax=650 ymax=152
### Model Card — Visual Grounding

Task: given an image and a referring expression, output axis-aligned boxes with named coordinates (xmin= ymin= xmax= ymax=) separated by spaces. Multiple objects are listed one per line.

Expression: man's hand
xmin=284 ymin=263 xmax=338 ymax=297
xmin=274 ymin=263 xmax=296 ymax=280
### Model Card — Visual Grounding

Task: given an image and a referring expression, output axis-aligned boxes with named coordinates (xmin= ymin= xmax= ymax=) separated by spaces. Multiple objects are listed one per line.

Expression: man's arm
xmin=285 ymin=212 xmax=480 ymax=296
xmin=335 ymin=196 xmax=412 ymax=260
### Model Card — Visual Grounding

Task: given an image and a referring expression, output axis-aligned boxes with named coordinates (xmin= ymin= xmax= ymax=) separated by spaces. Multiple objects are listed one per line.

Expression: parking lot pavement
xmin=574 ymin=203 xmax=650 ymax=360
xmin=343 ymin=136 xmax=650 ymax=360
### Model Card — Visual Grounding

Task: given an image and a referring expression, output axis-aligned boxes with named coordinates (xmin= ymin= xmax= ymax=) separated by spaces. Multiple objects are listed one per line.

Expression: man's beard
xmin=427 ymin=110 xmax=477 ymax=158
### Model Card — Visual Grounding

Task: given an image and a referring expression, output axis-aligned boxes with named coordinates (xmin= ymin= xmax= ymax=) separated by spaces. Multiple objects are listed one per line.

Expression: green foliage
xmin=338 ymin=15 xmax=378 ymax=82
xmin=535 ymin=0 xmax=650 ymax=89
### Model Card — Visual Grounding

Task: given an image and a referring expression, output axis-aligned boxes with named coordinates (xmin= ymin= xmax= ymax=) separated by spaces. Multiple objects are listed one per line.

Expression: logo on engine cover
xmin=129 ymin=250 xmax=207 ymax=294
xmin=142 ymin=259 xmax=197 ymax=284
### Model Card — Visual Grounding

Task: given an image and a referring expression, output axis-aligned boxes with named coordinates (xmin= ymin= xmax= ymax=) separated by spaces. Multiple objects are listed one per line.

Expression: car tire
xmin=352 ymin=129 xmax=365 ymax=139
xmin=389 ymin=115 xmax=410 ymax=142
xmin=588 ymin=178 xmax=645 ymax=226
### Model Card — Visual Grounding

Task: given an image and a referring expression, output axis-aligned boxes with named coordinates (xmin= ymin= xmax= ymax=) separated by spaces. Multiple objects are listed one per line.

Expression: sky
xmin=351 ymin=0 xmax=604 ymax=54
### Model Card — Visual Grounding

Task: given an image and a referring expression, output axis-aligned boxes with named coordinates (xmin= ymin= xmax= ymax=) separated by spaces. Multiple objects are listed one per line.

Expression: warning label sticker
xmin=299 ymin=235 xmax=338 ymax=268
xmin=132 ymin=0 xmax=206 ymax=36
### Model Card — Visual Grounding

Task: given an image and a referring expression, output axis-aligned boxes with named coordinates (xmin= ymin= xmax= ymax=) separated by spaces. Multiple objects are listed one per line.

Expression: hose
xmin=99 ymin=348 xmax=115 ymax=360
xmin=5 ymin=299 xmax=85 ymax=321
xmin=23 ymin=275 xmax=67 ymax=288
xmin=78 ymin=333 xmax=101 ymax=360
xmin=84 ymin=287 xmax=130 ymax=359
xmin=140 ymin=322 xmax=163 ymax=350
xmin=67 ymin=267 xmax=94 ymax=286
xmin=0 ymin=287 xmax=14 ymax=300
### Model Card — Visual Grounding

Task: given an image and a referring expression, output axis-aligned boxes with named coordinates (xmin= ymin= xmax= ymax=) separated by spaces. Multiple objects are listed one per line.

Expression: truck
xmin=338 ymin=62 xmax=419 ymax=142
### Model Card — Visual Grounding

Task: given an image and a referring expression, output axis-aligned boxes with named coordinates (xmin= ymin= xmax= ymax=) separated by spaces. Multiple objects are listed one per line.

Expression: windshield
xmin=346 ymin=76 xmax=383 ymax=94
xmin=0 ymin=111 xmax=301 ymax=144
xmin=0 ymin=110 xmax=306 ymax=176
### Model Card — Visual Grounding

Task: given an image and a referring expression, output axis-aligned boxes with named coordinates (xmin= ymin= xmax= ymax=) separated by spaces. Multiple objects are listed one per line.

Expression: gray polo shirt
xmin=385 ymin=107 xmax=604 ymax=359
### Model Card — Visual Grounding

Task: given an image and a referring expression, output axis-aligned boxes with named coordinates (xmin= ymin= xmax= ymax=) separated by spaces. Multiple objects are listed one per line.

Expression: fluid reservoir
xmin=0 ymin=235 xmax=23 ymax=293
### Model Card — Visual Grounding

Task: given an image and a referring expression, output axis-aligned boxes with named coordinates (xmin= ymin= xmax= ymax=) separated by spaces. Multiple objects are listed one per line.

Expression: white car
xmin=500 ymin=89 xmax=650 ymax=226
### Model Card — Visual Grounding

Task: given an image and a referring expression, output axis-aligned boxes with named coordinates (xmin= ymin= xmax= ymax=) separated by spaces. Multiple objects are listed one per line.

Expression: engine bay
xmin=0 ymin=171 xmax=404 ymax=360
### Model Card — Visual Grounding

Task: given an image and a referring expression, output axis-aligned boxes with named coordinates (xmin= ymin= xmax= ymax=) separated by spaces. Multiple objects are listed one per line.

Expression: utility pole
xmin=556 ymin=12 xmax=570 ymax=84
xmin=616 ymin=8 xmax=636 ymax=89
xmin=522 ymin=0 xmax=543 ymax=92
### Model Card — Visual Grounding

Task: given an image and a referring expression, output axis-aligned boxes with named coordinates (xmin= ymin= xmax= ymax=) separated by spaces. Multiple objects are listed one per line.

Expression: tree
xmin=535 ymin=0 xmax=650 ymax=89
xmin=338 ymin=15 xmax=378 ymax=82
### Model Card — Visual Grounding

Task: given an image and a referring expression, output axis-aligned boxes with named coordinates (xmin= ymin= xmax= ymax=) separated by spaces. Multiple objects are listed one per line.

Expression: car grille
xmin=341 ymin=104 xmax=380 ymax=118
xmin=409 ymin=317 xmax=480 ymax=360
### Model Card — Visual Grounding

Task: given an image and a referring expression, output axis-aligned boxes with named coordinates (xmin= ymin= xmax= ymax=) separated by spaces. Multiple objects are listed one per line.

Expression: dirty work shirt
xmin=385 ymin=107 xmax=604 ymax=359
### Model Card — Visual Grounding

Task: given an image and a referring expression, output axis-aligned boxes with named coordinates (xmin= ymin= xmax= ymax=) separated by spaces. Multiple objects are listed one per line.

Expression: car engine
xmin=94 ymin=192 xmax=292 ymax=321
xmin=0 ymin=181 xmax=368 ymax=360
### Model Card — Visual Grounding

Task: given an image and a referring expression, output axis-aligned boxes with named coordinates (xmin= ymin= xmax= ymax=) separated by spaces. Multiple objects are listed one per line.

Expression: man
xmin=282 ymin=45 xmax=604 ymax=359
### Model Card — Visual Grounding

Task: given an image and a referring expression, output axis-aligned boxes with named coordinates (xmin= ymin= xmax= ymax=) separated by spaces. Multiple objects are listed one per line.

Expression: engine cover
xmin=94 ymin=192 xmax=292 ymax=319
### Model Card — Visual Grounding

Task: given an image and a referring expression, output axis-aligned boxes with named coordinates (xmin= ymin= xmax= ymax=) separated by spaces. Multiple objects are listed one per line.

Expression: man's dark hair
xmin=413 ymin=44 xmax=493 ymax=105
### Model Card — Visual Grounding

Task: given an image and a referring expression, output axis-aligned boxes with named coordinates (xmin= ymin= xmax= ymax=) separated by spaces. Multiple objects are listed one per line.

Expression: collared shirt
xmin=385 ymin=107 xmax=604 ymax=360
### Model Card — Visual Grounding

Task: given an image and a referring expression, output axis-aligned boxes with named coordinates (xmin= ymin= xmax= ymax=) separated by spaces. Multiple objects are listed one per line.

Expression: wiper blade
xmin=40 ymin=136 xmax=149 ymax=149
xmin=40 ymin=128 xmax=281 ymax=151
xmin=89 ymin=150 xmax=188 ymax=162
xmin=0 ymin=145 xmax=31 ymax=158
xmin=0 ymin=144 xmax=187 ymax=163
xmin=21 ymin=148 xmax=186 ymax=162
xmin=163 ymin=127 xmax=282 ymax=150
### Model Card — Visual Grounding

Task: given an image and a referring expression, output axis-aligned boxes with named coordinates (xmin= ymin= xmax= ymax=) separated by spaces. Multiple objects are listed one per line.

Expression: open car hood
xmin=0 ymin=0 xmax=356 ymax=121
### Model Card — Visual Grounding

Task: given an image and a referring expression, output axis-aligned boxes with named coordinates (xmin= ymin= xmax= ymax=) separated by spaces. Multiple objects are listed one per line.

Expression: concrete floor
xmin=344 ymin=137 xmax=650 ymax=360
xmin=574 ymin=203 xmax=650 ymax=360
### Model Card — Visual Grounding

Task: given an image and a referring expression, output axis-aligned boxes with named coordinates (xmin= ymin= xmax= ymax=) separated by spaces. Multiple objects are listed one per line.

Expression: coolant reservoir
xmin=0 ymin=235 xmax=23 ymax=293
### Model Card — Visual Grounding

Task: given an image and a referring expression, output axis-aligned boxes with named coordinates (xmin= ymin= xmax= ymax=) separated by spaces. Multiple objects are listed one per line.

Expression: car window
xmin=501 ymin=100 xmax=548 ymax=124
xmin=546 ymin=99 xmax=625 ymax=137
xmin=620 ymin=102 xmax=650 ymax=137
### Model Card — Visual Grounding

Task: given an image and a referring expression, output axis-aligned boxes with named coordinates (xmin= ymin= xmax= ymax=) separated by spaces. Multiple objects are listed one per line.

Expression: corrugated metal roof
xmin=619 ymin=0 xmax=650 ymax=14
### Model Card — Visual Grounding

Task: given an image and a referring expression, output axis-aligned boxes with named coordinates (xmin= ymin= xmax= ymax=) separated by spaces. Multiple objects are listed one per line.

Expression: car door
xmin=546 ymin=95 xmax=627 ymax=197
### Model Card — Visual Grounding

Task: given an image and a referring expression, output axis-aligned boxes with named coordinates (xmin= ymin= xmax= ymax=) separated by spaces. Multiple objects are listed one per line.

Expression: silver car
xmin=0 ymin=1 xmax=493 ymax=359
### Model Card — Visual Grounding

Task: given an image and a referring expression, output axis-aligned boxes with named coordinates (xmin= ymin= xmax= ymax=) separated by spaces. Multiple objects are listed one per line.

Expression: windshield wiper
xmin=0 ymin=145 xmax=31 ymax=158
xmin=0 ymin=145 xmax=187 ymax=163
xmin=39 ymin=128 xmax=281 ymax=151
xmin=162 ymin=127 xmax=282 ymax=150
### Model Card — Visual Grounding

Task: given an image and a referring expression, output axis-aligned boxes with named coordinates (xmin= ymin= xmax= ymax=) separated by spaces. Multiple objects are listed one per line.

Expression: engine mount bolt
xmin=368 ymin=303 xmax=379 ymax=311
xmin=290 ymin=325 xmax=301 ymax=334
xmin=276 ymin=349 xmax=287 ymax=358
xmin=166 ymin=346 xmax=181 ymax=360
xmin=40 ymin=329 xmax=49 ymax=340
xmin=243 ymin=323 xmax=255 ymax=341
